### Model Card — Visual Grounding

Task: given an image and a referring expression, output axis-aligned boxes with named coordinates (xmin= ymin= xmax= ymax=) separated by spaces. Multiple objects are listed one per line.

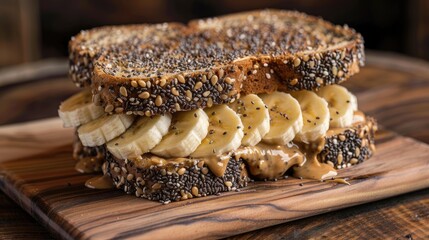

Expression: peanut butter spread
xmin=234 ymin=143 xmax=304 ymax=180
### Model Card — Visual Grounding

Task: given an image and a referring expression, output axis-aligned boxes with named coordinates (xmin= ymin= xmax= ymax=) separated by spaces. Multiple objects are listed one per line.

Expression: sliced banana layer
xmin=191 ymin=105 xmax=243 ymax=157
xmin=58 ymin=90 xmax=104 ymax=127
xmin=78 ymin=114 xmax=134 ymax=147
xmin=260 ymin=92 xmax=303 ymax=145
xmin=106 ymin=114 xmax=172 ymax=159
xmin=230 ymin=94 xmax=270 ymax=146
xmin=151 ymin=109 xmax=209 ymax=158
xmin=317 ymin=85 xmax=358 ymax=128
xmin=291 ymin=90 xmax=330 ymax=143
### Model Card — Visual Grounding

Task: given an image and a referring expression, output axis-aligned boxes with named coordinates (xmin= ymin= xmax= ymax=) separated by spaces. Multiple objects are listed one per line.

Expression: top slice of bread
xmin=69 ymin=9 xmax=364 ymax=116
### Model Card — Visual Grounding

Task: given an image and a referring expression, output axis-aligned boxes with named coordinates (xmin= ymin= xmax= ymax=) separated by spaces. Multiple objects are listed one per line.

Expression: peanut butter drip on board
xmin=85 ymin=175 xmax=114 ymax=189
xmin=293 ymin=137 xmax=337 ymax=180
xmin=234 ymin=143 xmax=304 ymax=180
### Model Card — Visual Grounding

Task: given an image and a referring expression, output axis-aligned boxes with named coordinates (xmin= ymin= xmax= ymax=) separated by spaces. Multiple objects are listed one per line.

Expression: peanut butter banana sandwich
xmin=59 ymin=9 xmax=377 ymax=203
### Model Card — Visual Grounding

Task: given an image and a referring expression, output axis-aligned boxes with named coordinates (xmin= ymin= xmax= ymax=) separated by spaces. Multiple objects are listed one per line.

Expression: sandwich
xmin=59 ymin=10 xmax=377 ymax=203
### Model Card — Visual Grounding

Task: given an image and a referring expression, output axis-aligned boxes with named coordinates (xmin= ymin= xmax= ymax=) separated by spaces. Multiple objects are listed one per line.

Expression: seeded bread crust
xmin=105 ymin=154 xmax=250 ymax=204
xmin=69 ymin=9 xmax=364 ymax=116
xmin=320 ymin=117 xmax=377 ymax=169
xmin=105 ymin=116 xmax=376 ymax=202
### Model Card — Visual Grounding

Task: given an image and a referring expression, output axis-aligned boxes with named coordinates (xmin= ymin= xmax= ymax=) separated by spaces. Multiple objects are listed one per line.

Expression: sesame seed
xmin=172 ymin=87 xmax=179 ymax=96
xmin=155 ymin=95 xmax=163 ymax=106
xmin=265 ymin=73 xmax=271 ymax=79
xmin=178 ymin=168 xmax=186 ymax=175
xmin=218 ymin=69 xmax=224 ymax=79
xmin=355 ymin=148 xmax=360 ymax=156
xmin=177 ymin=75 xmax=185 ymax=83
xmin=159 ymin=78 xmax=166 ymax=87
xmin=186 ymin=90 xmax=192 ymax=99
xmin=207 ymin=98 xmax=213 ymax=107
xmin=290 ymin=78 xmax=298 ymax=86
xmin=127 ymin=174 xmax=134 ymax=181
xmin=210 ymin=75 xmax=218 ymax=85
xmin=175 ymin=103 xmax=181 ymax=111
xmin=337 ymin=153 xmax=343 ymax=164
xmin=225 ymin=77 xmax=233 ymax=84
xmin=194 ymin=81 xmax=203 ymax=90
xmin=138 ymin=80 xmax=146 ymax=87
xmin=131 ymin=80 xmax=138 ymax=88
xmin=192 ymin=186 xmax=199 ymax=196
xmin=332 ymin=66 xmax=338 ymax=76
xmin=138 ymin=92 xmax=150 ymax=99
xmin=203 ymin=91 xmax=211 ymax=97
xmin=119 ymin=86 xmax=128 ymax=97
xmin=293 ymin=58 xmax=301 ymax=67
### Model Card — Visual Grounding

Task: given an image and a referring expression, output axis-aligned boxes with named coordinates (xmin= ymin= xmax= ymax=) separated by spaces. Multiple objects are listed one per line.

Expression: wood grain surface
xmin=0 ymin=52 xmax=429 ymax=239
xmin=0 ymin=118 xmax=429 ymax=239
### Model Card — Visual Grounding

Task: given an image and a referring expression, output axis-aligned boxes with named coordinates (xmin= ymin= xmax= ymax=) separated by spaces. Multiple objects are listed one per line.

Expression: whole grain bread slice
xmin=105 ymin=115 xmax=376 ymax=203
xmin=69 ymin=9 xmax=364 ymax=116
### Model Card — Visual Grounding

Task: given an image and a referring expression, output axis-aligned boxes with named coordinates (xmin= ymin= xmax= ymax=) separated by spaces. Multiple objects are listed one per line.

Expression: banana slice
xmin=78 ymin=114 xmax=134 ymax=147
xmin=317 ymin=85 xmax=357 ymax=128
xmin=260 ymin=92 xmax=303 ymax=145
xmin=151 ymin=109 xmax=209 ymax=158
xmin=106 ymin=114 xmax=172 ymax=159
xmin=58 ymin=90 xmax=104 ymax=127
xmin=291 ymin=90 xmax=330 ymax=143
xmin=230 ymin=94 xmax=270 ymax=146
xmin=191 ymin=105 xmax=243 ymax=157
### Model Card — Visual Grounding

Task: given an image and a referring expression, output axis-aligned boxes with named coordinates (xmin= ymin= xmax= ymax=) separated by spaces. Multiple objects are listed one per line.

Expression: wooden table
xmin=0 ymin=52 xmax=428 ymax=239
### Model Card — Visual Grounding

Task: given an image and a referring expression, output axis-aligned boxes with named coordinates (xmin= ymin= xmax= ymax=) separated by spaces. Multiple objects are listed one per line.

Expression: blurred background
xmin=0 ymin=0 xmax=429 ymax=67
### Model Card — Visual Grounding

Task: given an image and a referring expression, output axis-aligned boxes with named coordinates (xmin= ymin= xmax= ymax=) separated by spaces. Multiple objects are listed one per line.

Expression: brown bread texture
xmin=68 ymin=10 xmax=364 ymax=116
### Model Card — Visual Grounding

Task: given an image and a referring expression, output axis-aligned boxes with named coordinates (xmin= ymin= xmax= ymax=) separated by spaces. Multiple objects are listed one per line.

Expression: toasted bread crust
xmin=69 ymin=10 xmax=364 ymax=116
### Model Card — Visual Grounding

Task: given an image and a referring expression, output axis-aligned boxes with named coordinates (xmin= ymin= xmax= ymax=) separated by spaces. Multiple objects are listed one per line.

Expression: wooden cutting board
xmin=1 ymin=118 xmax=429 ymax=240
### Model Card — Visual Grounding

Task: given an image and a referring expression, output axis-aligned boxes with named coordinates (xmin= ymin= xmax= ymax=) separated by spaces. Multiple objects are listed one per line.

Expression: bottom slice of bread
xmin=106 ymin=154 xmax=250 ymax=203
xmin=78 ymin=115 xmax=376 ymax=203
